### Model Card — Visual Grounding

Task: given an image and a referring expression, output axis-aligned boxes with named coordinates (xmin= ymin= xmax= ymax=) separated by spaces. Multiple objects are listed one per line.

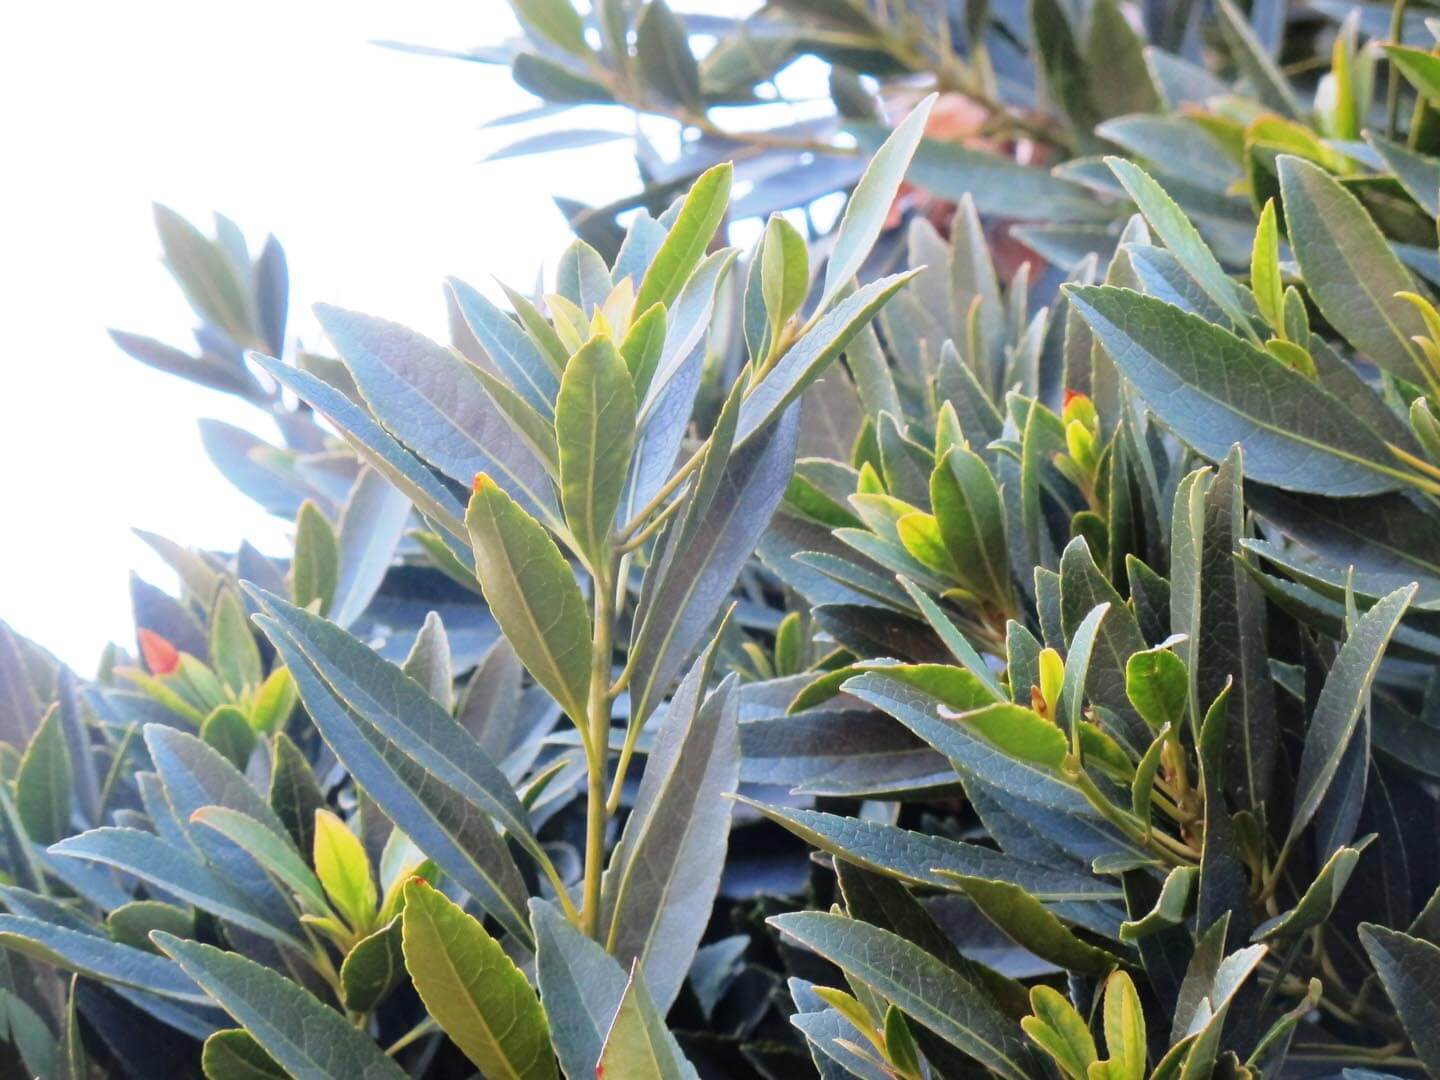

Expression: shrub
xmin=5 ymin=2 xmax=1440 ymax=1078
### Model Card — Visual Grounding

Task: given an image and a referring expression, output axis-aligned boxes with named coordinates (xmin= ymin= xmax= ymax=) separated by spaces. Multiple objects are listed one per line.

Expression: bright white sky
xmin=0 ymin=2 xmax=643 ymax=668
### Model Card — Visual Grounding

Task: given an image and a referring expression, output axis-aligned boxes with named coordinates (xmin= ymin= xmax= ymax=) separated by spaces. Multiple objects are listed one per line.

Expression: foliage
xmin=8 ymin=1 xmax=1440 ymax=1078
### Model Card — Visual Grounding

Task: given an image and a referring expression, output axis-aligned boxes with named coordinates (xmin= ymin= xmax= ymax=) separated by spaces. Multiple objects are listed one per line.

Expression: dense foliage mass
xmin=7 ymin=1 xmax=1440 ymax=1076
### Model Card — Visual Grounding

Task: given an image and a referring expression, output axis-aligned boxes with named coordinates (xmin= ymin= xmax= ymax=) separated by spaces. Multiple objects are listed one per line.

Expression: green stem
xmin=581 ymin=564 xmax=615 ymax=939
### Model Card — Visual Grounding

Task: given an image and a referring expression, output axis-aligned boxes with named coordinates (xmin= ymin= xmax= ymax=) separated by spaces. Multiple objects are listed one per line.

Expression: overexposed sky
xmin=0 ymin=2 xmax=640 ymax=667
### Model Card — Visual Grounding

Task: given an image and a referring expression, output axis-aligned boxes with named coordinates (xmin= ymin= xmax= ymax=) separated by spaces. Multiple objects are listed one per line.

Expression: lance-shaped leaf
xmin=1278 ymin=155 xmax=1428 ymax=384
xmin=0 ymin=915 xmax=205 ymax=1003
xmin=556 ymin=334 xmax=636 ymax=566
xmin=597 ymin=962 xmax=699 ymax=1080
xmin=1287 ymin=584 xmax=1416 ymax=847
xmin=532 ymin=898 xmax=629 ymax=1080
xmin=602 ymin=642 xmax=739 ymax=1012
xmin=49 ymin=828 xmax=293 ymax=946
xmin=1023 ymin=985 xmax=1096 ymax=1080
xmin=447 ymin=276 xmax=560 ymax=414
xmin=331 ymin=466 xmax=414 ymax=629
xmin=819 ymin=93 xmax=935 ymax=312
xmin=466 ymin=476 xmax=591 ymax=723
xmin=252 ymin=600 xmax=532 ymax=944
xmin=249 ymin=353 xmax=468 ymax=540
xmin=1253 ymin=840 xmax=1368 ymax=941
xmin=191 ymin=806 xmax=328 ymax=917
xmin=931 ymin=446 xmax=1011 ymax=608
xmin=153 ymin=933 xmax=406 ymax=1080
xmin=1107 ymin=158 xmax=1255 ymax=335
xmin=16 ymin=703 xmax=71 ymax=846
xmin=736 ymin=271 xmax=918 ymax=445
xmin=737 ymin=799 xmax=1114 ymax=901
xmin=629 ymin=403 xmax=799 ymax=727
xmin=761 ymin=213 xmax=808 ymax=341
xmin=1065 ymin=285 xmax=1401 ymax=496
xmin=315 ymin=304 xmax=560 ymax=527
xmin=1215 ymin=0 xmax=1301 ymax=116
xmin=1358 ymin=923 xmax=1440 ymax=1074
xmin=634 ymin=163 xmax=732 ymax=314
xmin=933 ymin=873 xmax=1128 ymax=976
xmin=770 ymin=912 xmax=1036 ymax=1080
xmin=401 ymin=880 xmax=555 ymax=1080
xmin=202 ymin=1030 xmax=286 ymax=1080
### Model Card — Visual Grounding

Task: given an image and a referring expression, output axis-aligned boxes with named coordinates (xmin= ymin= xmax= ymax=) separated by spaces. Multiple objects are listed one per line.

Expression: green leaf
xmin=511 ymin=53 xmax=613 ymax=104
xmin=202 ymin=1029 xmax=287 ymax=1080
xmin=937 ymin=702 xmax=1068 ymax=770
xmin=1382 ymin=44 xmax=1440 ymax=103
xmin=634 ymin=163 xmax=732 ymax=314
xmin=292 ymin=501 xmax=339 ymax=616
xmin=769 ymin=911 xmax=1036 ymax=1080
xmin=821 ymin=94 xmax=936 ymax=311
xmin=153 ymin=204 xmax=256 ymax=346
xmin=556 ymin=334 xmax=637 ymax=566
xmin=1065 ymin=285 xmax=1402 ymax=496
xmin=466 ymin=476 xmax=591 ymax=722
xmin=597 ymin=962 xmax=700 ymax=1080
xmin=1250 ymin=199 xmax=1283 ymax=334
xmin=931 ymin=446 xmax=1011 ymax=609
xmin=107 ymin=900 xmax=193 ymax=953
xmin=1125 ymin=647 xmax=1187 ymax=733
xmin=250 ymin=668 xmax=296 ymax=735
xmin=1287 ymin=584 xmax=1415 ymax=847
xmin=249 ymin=353 xmax=468 ymax=542
xmin=192 ymin=805 xmax=328 ymax=917
xmin=761 ymin=214 xmax=809 ymax=343
xmin=531 ymin=898 xmax=629 ymax=1080
xmin=1279 ymin=155 xmax=1428 ymax=384
xmin=268 ymin=732 xmax=324 ymax=860
xmin=0 ymin=914 xmax=204 ymax=1003
xmin=602 ymin=648 xmax=739 ymax=1012
xmin=402 ymin=611 xmax=453 ymax=710
xmin=1254 ymin=840 xmax=1367 ymax=941
xmin=508 ymin=0 xmax=588 ymax=57
xmin=1357 ymin=923 xmax=1440 ymax=1075
xmin=16 ymin=703 xmax=70 ymax=846
xmin=316 ymin=304 xmax=560 ymax=528
xmin=635 ymin=0 xmax=701 ymax=112
xmin=401 ymin=880 xmax=555 ymax=1080
xmin=620 ymin=302 xmax=667 ymax=401
xmin=153 ymin=933 xmax=406 ymax=1080
xmin=446 ymin=276 xmax=560 ymax=415
xmin=1119 ymin=864 xmax=1196 ymax=942
xmin=339 ymin=917 xmax=405 ymax=1013
xmin=1023 ymin=985 xmax=1096 ymax=1080
xmin=249 ymin=592 xmax=534 ymax=944
xmin=737 ymin=800 xmax=1114 ymax=900
xmin=314 ymin=812 xmax=374 ymax=935
xmin=935 ymin=872 xmax=1127 ymax=976
xmin=737 ymin=271 xmax=919 ymax=445
xmin=1106 ymin=158 xmax=1255 ymax=336
xmin=1215 ymin=0 xmax=1301 ymax=117
xmin=201 ymin=705 xmax=257 ymax=771
xmin=210 ymin=588 xmax=262 ymax=694
xmin=1093 ymin=972 xmax=1146 ymax=1080
xmin=50 ymin=827 xmax=296 ymax=946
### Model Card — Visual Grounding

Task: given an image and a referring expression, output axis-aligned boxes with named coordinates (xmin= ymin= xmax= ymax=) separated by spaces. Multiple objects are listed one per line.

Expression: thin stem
xmin=385 ymin=1018 xmax=439 ymax=1057
xmin=1386 ymin=0 xmax=1411 ymax=138
xmin=617 ymin=492 xmax=686 ymax=554
xmin=616 ymin=441 xmax=706 ymax=540
xmin=581 ymin=563 xmax=615 ymax=939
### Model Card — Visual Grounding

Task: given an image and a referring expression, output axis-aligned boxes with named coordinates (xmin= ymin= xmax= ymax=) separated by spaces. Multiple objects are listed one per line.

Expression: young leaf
xmin=556 ymin=334 xmax=637 ymax=566
xmin=292 ymin=501 xmax=339 ymax=616
xmin=1023 ymin=985 xmax=1096 ymax=1080
xmin=1250 ymin=199 xmax=1283 ymax=335
xmin=466 ymin=475 xmax=592 ymax=722
xmin=597 ymin=962 xmax=700 ymax=1080
xmin=761 ymin=214 xmax=808 ymax=343
xmin=153 ymin=933 xmax=406 ymax=1080
xmin=191 ymin=806 xmax=328 ymax=917
xmin=401 ymin=880 xmax=555 ymax=1080
xmin=312 ymin=809 xmax=376 ymax=934
xmin=1125 ymin=647 xmax=1187 ymax=732
xmin=16 ymin=703 xmax=71 ymax=846
xmin=202 ymin=1030 xmax=286 ymax=1080
xmin=634 ymin=163 xmax=732 ymax=314
xmin=820 ymin=94 xmax=936 ymax=311
xmin=209 ymin=587 xmax=261 ymax=694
